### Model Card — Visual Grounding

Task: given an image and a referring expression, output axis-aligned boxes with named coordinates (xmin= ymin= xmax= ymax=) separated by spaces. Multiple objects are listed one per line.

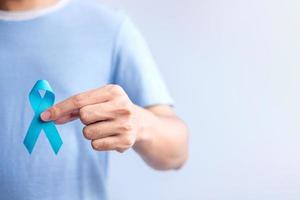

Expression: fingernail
xmin=40 ymin=110 xmax=51 ymax=121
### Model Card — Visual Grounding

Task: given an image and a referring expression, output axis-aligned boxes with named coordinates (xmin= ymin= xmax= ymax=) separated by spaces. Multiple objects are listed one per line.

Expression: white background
xmin=100 ymin=0 xmax=300 ymax=199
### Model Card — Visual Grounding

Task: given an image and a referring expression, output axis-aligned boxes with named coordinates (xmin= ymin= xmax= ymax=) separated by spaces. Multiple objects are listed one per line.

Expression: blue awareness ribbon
xmin=23 ymin=80 xmax=63 ymax=154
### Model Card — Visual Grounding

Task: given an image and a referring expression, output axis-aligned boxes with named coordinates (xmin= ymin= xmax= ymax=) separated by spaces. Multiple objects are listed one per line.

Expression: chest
xmin=0 ymin=25 xmax=114 ymax=100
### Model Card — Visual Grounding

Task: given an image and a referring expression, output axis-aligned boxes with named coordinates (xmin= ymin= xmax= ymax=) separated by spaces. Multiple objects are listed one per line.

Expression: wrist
xmin=132 ymin=105 xmax=154 ymax=150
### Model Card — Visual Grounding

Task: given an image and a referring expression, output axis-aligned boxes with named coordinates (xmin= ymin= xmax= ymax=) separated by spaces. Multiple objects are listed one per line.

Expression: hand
xmin=40 ymin=84 xmax=140 ymax=153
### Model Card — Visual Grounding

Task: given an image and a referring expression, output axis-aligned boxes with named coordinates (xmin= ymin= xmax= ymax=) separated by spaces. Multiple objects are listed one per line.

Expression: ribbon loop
xmin=23 ymin=80 xmax=63 ymax=154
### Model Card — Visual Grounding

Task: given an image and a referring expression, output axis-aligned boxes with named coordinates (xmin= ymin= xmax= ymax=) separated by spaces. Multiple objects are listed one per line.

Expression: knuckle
xmin=115 ymin=100 xmax=133 ymax=115
xmin=118 ymin=109 xmax=131 ymax=116
xmin=121 ymin=123 xmax=134 ymax=132
xmin=79 ymin=108 xmax=90 ymax=124
xmin=120 ymin=116 xmax=135 ymax=132
xmin=106 ymin=84 xmax=124 ymax=96
xmin=92 ymin=140 xmax=111 ymax=151
xmin=120 ymin=98 xmax=132 ymax=108
xmin=123 ymin=136 xmax=134 ymax=147
xmin=72 ymin=94 xmax=84 ymax=108
xmin=111 ymin=84 xmax=123 ymax=92
xmin=49 ymin=107 xmax=59 ymax=119
xmin=100 ymin=140 xmax=110 ymax=150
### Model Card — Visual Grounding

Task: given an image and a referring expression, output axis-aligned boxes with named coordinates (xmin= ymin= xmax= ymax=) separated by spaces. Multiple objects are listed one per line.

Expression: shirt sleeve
xmin=111 ymin=16 xmax=174 ymax=107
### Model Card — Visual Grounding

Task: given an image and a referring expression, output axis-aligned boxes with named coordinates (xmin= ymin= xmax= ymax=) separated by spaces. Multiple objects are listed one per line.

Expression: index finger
xmin=40 ymin=86 xmax=111 ymax=121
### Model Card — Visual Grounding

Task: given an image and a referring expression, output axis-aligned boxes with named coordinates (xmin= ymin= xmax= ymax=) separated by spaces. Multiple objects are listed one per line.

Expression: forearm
xmin=133 ymin=105 xmax=189 ymax=170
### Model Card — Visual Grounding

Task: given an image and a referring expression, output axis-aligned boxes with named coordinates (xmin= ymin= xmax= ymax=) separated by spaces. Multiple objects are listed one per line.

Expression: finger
xmin=83 ymin=121 xmax=119 ymax=140
xmin=54 ymin=110 xmax=79 ymax=124
xmin=41 ymin=86 xmax=112 ymax=122
xmin=55 ymin=115 xmax=78 ymax=124
xmin=79 ymin=102 xmax=119 ymax=125
xmin=91 ymin=136 xmax=120 ymax=151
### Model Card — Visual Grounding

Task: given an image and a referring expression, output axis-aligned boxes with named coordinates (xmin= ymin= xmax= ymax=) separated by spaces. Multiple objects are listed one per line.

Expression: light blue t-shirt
xmin=0 ymin=0 xmax=173 ymax=199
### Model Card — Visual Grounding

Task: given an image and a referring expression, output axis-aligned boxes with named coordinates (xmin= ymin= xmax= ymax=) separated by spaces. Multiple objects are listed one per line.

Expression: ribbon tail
xmin=23 ymin=117 xmax=42 ymax=154
xmin=43 ymin=122 xmax=63 ymax=154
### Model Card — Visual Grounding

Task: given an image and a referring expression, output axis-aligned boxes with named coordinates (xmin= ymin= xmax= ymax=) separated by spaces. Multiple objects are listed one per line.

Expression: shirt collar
xmin=0 ymin=0 xmax=71 ymax=21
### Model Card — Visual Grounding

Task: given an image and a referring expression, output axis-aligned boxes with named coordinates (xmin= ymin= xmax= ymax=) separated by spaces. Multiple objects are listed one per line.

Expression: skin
xmin=1 ymin=0 xmax=189 ymax=170
xmin=0 ymin=0 xmax=57 ymax=11
xmin=41 ymin=85 xmax=189 ymax=170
